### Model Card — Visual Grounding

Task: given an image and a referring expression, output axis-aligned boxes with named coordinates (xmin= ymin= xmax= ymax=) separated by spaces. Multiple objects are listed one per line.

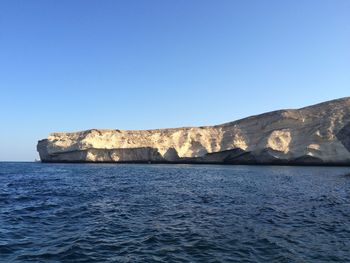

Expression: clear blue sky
xmin=0 ymin=0 xmax=349 ymax=161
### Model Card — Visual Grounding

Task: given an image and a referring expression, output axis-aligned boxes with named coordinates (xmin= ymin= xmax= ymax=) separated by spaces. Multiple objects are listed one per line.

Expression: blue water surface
xmin=1 ymin=162 xmax=350 ymax=262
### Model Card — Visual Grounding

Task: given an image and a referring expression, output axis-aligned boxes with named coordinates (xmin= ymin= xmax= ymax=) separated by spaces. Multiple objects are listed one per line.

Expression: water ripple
xmin=0 ymin=162 xmax=350 ymax=262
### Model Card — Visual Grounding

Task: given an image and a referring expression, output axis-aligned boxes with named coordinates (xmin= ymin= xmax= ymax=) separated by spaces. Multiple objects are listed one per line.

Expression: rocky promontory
xmin=37 ymin=97 xmax=350 ymax=165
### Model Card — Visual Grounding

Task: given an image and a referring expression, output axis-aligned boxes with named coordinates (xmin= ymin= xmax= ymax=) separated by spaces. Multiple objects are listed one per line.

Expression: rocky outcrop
xmin=37 ymin=97 xmax=350 ymax=165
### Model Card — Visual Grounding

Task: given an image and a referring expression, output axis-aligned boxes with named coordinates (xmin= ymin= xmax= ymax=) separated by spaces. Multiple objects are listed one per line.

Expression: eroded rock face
xmin=37 ymin=97 xmax=350 ymax=165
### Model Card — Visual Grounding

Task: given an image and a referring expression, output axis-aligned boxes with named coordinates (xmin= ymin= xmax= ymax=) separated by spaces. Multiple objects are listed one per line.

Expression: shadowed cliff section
xmin=37 ymin=97 xmax=350 ymax=165
xmin=337 ymin=122 xmax=350 ymax=152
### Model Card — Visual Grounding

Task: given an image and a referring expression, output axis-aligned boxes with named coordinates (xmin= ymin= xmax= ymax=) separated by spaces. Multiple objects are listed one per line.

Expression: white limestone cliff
xmin=37 ymin=97 xmax=350 ymax=165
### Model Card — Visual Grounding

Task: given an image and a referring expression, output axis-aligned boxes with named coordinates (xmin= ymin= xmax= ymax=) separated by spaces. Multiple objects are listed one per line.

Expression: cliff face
xmin=37 ymin=97 xmax=350 ymax=165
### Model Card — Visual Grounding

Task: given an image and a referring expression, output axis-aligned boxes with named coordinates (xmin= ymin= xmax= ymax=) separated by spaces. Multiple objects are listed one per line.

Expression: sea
xmin=0 ymin=162 xmax=350 ymax=262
